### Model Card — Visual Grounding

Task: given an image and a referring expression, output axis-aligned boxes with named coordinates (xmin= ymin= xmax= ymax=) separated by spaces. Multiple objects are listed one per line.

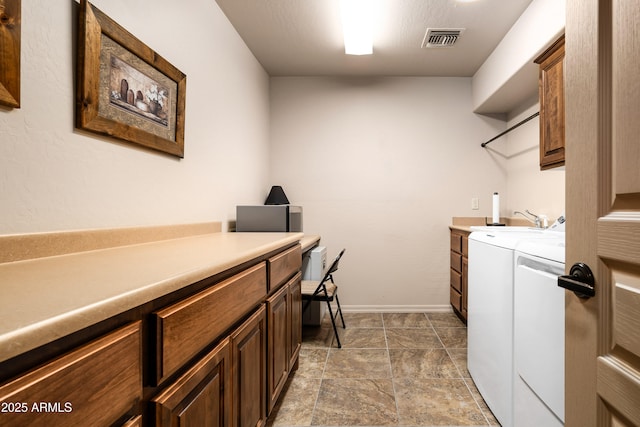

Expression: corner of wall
xmin=472 ymin=0 xmax=566 ymax=114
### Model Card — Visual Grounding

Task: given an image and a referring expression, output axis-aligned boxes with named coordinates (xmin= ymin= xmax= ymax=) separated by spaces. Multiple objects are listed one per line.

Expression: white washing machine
xmin=468 ymin=228 xmax=563 ymax=427
xmin=514 ymin=238 xmax=565 ymax=427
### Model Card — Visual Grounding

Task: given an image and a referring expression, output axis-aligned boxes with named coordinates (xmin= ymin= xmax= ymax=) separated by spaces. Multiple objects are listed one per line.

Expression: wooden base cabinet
xmin=231 ymin=306 xmax=267 ymax=427
xmin=0 ymin=243 xmax=301 ymax=427
xmin=152 ymin=338 xmax=231 ymax=427
xmin=266 ymin=273 xmax=302 ymax=413
xmin=0 ymin=322 xmax=142 ymax=427
xmin=154 ymin=306 xmax=271 ymax=427
xmin=450 ymin=228 xmax=470 ymax=321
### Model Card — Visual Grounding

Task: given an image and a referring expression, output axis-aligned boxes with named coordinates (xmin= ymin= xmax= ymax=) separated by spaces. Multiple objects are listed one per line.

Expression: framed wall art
xmin=76 ymin=0 xmax=186 ymax=157
xmin=0 ymin=0 xmax=21 ymax=108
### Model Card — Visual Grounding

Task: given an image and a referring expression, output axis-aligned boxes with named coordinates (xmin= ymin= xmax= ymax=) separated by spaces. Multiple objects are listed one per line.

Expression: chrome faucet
xmin=513 ymin=210 xmax=543 ymax=228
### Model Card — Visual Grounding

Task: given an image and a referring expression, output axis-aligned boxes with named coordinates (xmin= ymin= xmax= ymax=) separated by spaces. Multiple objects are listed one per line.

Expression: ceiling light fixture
xmin=340 ymin=0 xmax=373 ymax=55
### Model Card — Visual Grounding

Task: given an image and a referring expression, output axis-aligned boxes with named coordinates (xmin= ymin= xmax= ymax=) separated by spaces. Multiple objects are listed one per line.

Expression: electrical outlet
xmin=471 ymin=197 xmax=479 ymax=210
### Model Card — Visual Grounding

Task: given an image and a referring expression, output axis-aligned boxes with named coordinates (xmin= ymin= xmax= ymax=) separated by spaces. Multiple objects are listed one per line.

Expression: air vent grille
xmin=422 ymin=28 xmax=465 ymax=48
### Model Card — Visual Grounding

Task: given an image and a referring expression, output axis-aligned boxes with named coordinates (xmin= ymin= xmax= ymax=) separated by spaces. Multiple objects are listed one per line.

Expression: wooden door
xmin=565 ymin=1 xmax=640 ymax=426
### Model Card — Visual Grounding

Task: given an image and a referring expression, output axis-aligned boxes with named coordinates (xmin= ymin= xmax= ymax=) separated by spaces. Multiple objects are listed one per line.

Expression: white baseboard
xmin=340 ymin=305 xmax=453 ymax=313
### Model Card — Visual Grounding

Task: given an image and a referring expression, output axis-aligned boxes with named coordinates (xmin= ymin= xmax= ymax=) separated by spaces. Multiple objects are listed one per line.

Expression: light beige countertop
xmin=450 ymin=216 xmax=530 ymax=232
xmin=300 ymin=234 xmax=320 ymax=252
xmin=0 ymin=231 xmax=304 ymax=363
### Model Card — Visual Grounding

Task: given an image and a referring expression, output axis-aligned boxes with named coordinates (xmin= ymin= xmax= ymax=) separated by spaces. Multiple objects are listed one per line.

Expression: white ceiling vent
xmin=422 ymin=28 xmax=465 ymax=48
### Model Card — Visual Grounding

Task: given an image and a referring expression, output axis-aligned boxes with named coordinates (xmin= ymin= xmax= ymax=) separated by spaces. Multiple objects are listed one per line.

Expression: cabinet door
xmin=267 ymin=283 xmax=290 ymax=413
xmin=152 ymin=338 xmax=231 ymax=427
xmin=289 ymin=273 xmax=302 ymax=370
xmin=231 ymin=306 xmax=266 ymax=427
xmin=536 ymin=35 xmax=565 ymax=169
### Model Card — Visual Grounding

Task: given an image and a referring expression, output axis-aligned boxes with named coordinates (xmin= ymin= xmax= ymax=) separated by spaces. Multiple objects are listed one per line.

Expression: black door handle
xmin=558 ymin=262 xmax=595 ymax=298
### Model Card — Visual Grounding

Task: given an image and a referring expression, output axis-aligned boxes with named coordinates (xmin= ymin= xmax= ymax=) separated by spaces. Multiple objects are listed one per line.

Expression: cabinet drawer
xmin=268 ymin=245 xmax=301 ymax=291
xmin=450 ymin=232 xmax=462 ymax=254
xmin=450 ymin=268 xmax=462 ymax=292
xmin=154 ymin=263 xmax=266 ymax=383
xmin=450 ymin=287 xmax=462 ymax=313
xmin=0 ymin=322 xmax=142 ymax=427
xmin=450 ymin=251 xmax=462 ymax=273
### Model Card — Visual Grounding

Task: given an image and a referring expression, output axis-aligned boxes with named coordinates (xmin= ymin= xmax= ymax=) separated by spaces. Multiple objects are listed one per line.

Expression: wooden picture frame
xmin=77 ymin=0 xmax=186 ymax=157
xmin=0 ymin=0 xmax=21 ymax=108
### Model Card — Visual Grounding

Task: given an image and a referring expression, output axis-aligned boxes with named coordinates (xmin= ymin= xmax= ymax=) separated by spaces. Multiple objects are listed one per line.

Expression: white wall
xmin=504 ymin=98 xmax=565 ymax=222
xmin=1 ymin=1 xmax=566 ymax=311
xmin=472 ymin=0 xmax=566 ymax=113
xmin=0 ymin=0 xmax=270 ymax=234
xmin=269 ymin=77 xmax=507 ymax=310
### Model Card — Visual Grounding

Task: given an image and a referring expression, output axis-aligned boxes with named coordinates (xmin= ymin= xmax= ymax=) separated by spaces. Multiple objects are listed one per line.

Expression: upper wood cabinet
xmin=535 ymin=34 xmax=565 ymax=170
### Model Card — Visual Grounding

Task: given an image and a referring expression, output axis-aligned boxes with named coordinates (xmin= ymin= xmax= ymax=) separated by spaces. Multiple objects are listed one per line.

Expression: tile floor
xmin=267 ymin=312 xmax=500 ymax=427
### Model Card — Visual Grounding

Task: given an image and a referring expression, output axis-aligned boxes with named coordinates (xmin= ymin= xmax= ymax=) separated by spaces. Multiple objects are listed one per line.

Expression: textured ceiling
xmin=215 ymin=0 xmax=533 ymax=77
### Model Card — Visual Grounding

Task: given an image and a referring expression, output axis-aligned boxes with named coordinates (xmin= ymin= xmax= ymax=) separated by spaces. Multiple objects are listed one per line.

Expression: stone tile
xmin=294 ymin=348 xmax=328 ymax=379
xmin=448 ymin=348 xmax=471 ymax=378
xmin=383 ymin=312 xmax=430 ymax=328
xmin=312 ymin=379 xmax=398 ymax=425
xmin=435 ymin=327 xmax=468 ymax=348
xmin=465 ymin=378 xmax=501 ymax=426
xmin=389 ymin=348 xmax=460 ymax=379
xmin=394 ymin=378 xmax=486 ymax=426
xmin=337 ymin=327 xmax=387 ymax=349
xmin=427 ymin=312 xmax=466 ymax=327
xmin=267 ymin=375 xmax=321 ymax=426
xmin=302 ymin=325 xmax=334 ymax=348
xmin=342 ymin=312 xmax=383 ymax=328
xmin=319 ymin=308 xmax=345 ymax=327
xmin=272 ymin=312 xmax=481 ymax=426
xmin=385 ymin=328 xmax=443 ymax=349
xmin=324 ymin=348 xmax=391 ymax=379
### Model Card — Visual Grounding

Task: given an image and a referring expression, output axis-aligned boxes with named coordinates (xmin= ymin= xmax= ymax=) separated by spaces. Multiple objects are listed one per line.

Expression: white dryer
xmin=468 ymin=228 xmax=562 ymax=427
xmin=513 ymin=237 xmax=566 ymax=427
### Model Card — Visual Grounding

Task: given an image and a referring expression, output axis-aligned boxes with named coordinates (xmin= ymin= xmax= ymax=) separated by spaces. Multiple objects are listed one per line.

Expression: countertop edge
xmin=300 ymin=234 xmax=321 ymax=252
xmin=0 ymin=232 xmax=304 ymax=363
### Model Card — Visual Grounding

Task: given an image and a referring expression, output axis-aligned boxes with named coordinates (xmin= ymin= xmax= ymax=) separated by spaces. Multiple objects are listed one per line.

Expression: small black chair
xmin=301 ymin=249 xmax=346 ymax=348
